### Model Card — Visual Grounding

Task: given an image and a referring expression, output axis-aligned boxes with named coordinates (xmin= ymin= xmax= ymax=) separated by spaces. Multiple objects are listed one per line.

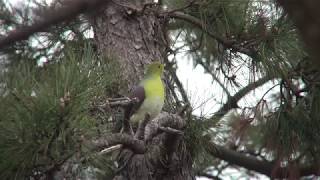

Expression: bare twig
xmin=197 ymin=60 xmax=231 ymax=98
xmin=165 ymin=61 xmax=191 ymax=105
xmin=99 ymin=144 xmax=122 ymax=155
xmin=159 ymin=126 xmax=183 ymax=135
xmin=100 ymin=97 xmax=138 ymax=108
xmin=91 ymin=133 xmax=146 ymax=154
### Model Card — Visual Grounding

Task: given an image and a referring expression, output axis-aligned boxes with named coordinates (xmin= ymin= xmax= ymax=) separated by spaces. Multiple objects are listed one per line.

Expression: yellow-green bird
xmin=125 ymin=62 xmax=165 ymax=124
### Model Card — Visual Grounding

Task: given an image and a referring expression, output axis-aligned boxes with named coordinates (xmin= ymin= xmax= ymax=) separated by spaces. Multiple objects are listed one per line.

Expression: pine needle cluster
xmin=0 ymin=44 xmax=119 ymax=179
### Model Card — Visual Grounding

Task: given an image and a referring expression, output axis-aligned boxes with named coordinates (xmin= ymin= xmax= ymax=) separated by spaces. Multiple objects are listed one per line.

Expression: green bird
xmin=125 ymin=62 xmax=165 ymax=125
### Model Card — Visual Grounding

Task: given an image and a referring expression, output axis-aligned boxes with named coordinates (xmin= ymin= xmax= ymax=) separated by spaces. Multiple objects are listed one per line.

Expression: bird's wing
xmin=124 ymin=85 xmax=145 ymax=119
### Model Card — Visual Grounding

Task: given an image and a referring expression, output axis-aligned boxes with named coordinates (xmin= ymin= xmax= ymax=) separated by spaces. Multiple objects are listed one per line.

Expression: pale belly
xmin=130 ymin=96 xmax=164 ymax=124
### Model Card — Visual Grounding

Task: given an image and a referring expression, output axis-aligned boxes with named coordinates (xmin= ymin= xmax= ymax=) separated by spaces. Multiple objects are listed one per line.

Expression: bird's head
xmin=145 ymin=61 xmax=164 ymax=76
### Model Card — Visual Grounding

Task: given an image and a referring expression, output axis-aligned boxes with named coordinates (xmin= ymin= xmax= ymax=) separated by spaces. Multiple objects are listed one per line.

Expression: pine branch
xmin=0 ymin=0 xmax=106 ymax=49
xmin=204 ymin=137 xmax=320 ymax=178
xmin=162 ymin=11 xmax=257 ymax=58
xmin=215 ymin=75 xmax=274 ymax=117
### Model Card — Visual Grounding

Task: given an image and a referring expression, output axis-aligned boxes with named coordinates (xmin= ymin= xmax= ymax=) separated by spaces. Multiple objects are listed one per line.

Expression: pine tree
xmin=0 ymin=0 xmax=320 ymax=179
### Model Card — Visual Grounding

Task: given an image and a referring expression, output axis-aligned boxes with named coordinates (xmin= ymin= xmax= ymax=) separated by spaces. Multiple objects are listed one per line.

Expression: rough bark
xmin=89 ymin=1 xmax=194 ymax=179
xmin=90 ymin=1 xmax=165 ymax=89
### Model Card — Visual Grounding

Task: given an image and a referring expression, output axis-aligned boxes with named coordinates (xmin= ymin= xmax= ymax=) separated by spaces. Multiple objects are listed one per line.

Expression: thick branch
xmin=216 ymin=76 xmax=274 ymax=117
xmin=204 ymin=137 xmax=319 ymax=178
xmin=145 ymin=112 xmax=185 ymax=142
xmin=91 ymin=133 xmax=146 ymax=154
xmin=113 ymin=112 xmax=189 ymax=180
xmin=145 ymin=112 xmax=185 ymax=169
xmin=0 ymin=0 xmax=106 ymax=49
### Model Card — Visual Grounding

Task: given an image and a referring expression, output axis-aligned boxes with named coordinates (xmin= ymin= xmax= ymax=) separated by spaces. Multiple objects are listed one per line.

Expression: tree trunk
xmin=90 ymin=1 xmax=164 ymax=88
xmin=90 ymin=1 xmax=195 ymax=180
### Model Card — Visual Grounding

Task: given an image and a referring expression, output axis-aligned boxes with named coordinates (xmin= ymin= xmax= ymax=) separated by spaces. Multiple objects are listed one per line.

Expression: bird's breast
xmin=143 ymin=77 xmax=164 ymax=118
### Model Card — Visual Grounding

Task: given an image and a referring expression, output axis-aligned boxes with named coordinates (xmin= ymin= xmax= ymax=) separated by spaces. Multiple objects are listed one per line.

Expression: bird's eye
xmin=158 ymin=65 xmax=161 ymax=68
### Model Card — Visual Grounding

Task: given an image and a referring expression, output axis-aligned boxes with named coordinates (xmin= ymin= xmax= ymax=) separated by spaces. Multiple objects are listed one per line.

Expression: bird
xmin=125 ymin=61 xmax=165 ymax=126
xmin=99 ymin=62 xmax=165 ymax=154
